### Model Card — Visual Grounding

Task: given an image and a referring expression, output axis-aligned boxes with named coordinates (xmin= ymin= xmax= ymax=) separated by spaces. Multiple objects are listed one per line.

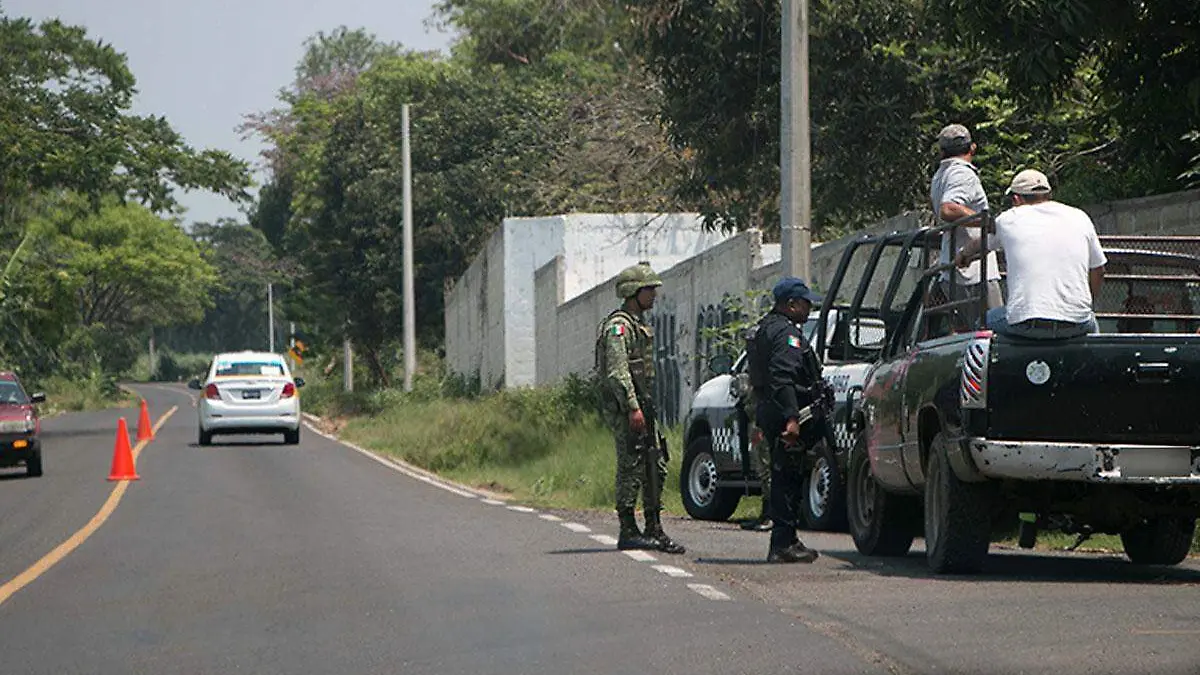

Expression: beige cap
xmin=1006 ymin=169 xmax=1052 ymax=196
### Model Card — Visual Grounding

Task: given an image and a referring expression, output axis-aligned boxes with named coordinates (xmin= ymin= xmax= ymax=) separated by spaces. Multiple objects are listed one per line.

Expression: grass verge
xmin=36 ymin=374 xmax=134 ymax=417
xmin=298 ymin=368 xmax=713 ymax=515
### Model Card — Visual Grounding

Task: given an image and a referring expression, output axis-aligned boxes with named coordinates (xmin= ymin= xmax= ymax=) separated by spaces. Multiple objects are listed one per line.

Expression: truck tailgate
xmin=986 ymin=335 xmax=1200 ymax=445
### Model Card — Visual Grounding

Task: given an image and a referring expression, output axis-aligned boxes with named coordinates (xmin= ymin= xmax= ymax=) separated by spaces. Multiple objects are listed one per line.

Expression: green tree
xmin=627 ymin=0 xmax=1142 ymax=236
xmin=158 ymin=220 xmax=288 ymax=354
xmin=0 ymin=12 xmax=251 ymax=219
xmin=935 ymin=0 xmax=1200 ymax=199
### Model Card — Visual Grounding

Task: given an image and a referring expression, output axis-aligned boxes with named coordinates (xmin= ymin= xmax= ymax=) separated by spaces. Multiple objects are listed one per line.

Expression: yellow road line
xmin=0 ymin=405 xmax=178 ymax=608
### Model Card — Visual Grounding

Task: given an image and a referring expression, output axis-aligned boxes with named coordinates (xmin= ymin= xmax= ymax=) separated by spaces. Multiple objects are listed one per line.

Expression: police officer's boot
xmin=767 ymin=540 xmax=819 ymax=563
xmin=617 ymin=510 xmax=657 ymax=550
xmin=644 ymin=511 xmax=686 ymax=554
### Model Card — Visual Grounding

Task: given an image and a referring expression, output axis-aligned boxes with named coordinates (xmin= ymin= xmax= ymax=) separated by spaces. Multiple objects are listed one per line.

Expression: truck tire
xmin=847 ymin=433 xmax=918 ymax=556
xmin=198 ymin=427 xmax=213 ymax=447
xmin=924 ymin=431 xmax=995 ymax=574
xmin=680 ymin=434 xmax=741 ymax=521
xmin=1121 ymin=517 xmax=1195 ymax=566
xmin=802 ymin=439 xmax=847 ymax=532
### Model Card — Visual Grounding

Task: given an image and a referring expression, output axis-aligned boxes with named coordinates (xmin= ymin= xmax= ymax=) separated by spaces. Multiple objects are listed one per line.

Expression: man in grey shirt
xmin=930 ymin=124 xmax=1002 ymax=309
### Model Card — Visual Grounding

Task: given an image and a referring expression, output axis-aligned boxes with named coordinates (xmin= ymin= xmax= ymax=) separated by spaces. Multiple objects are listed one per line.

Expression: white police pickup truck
xmin=677 ymin=228 xmax=920 ymax=530
xmin=680 ymin=309 xmax=883 ymax=530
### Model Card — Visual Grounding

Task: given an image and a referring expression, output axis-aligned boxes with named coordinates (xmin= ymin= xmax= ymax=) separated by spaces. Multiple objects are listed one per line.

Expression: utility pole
xmin=402 ymin=104 xmax=416 ymax=393
xmin=267 ymin=282 xmax=275 ymax=353
xmin=780 ymin=0 xmax=813 ymax=280
xmin=148 ymin=328 xmax=156 ymax=381
xmin=343 ymin=337 xmax=353 ymax=392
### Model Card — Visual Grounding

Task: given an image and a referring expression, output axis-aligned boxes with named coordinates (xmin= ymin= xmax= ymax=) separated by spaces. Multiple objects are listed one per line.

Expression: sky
xmin=5 ymin=0 xmax=457 ymax=226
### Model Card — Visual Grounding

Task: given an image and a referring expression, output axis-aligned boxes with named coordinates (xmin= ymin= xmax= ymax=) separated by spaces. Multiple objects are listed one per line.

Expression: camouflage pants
xmin=610 ymin=418 xmax=667 ymax=514
xmin=751 ymin=430 xmax=771 ymax=510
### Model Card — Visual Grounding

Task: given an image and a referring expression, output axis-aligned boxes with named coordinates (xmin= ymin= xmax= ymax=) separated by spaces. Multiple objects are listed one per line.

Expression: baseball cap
xmin=1006 ymin=169 xmax=1052 ymax=196
xmin=937 ymin=124 xmax=972 ymax=152
xmin=772 ymin=277 xmax=823 ymax=305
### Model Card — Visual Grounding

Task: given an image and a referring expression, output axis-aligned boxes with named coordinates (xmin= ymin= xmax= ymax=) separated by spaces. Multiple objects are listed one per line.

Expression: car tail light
xmin=960 ymin=334 xmax=991 ymax=409
xmin=281 ymin=382 xmax=296 ymax=398
xmin=205 ymin=383 xmax=220 ymax=400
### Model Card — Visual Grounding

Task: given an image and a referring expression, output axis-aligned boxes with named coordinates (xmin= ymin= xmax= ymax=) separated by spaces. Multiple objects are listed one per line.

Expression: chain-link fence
xmin=1095 ymin=236 xmax=1200 ymax=334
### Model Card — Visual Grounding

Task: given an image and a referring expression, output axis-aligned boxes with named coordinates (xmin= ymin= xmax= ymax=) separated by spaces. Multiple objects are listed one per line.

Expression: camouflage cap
xmin=615 ymin=262 xmax=663 ymax=299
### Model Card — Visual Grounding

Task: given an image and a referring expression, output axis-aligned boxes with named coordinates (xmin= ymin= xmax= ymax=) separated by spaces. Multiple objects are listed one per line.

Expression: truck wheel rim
xmin=808 ymin=456 xmax=832 ymax=519
xmin=853 ymin=455 xmax=875 ymax=531
xmin=689 ymin=451 xmax=718 ymax=507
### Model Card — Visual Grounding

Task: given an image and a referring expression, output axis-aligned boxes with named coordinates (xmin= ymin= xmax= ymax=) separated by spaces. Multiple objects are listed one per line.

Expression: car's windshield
xmin=0 ymin=381 xmax=29 ymax=405
xmin=215 ymin=361 xmax=286 ymax=378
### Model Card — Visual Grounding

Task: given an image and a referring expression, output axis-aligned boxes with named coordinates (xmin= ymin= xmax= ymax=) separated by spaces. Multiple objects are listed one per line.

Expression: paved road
xmin=0 ymin=384 xmax=1198 ymax=675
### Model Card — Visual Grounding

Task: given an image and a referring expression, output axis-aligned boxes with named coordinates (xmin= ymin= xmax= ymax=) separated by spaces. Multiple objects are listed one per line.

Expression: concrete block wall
xmin=533 ymin=256 xmax=565 ymax=387
xmin=444 ymin=229 xmax=507 ymax=390
xmin=549 ymin=275 xmax=616 ymax=387
xmin=1084 ymin=189 xmax=1200 ymax=235
xmin=445 ymin=211 xmax=735 ymax=389
xmin=534 ymin=230 xmax=763 ymax=422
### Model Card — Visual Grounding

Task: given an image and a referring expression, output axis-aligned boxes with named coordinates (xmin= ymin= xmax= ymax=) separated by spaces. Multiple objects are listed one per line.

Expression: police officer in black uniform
xmin=747 ymin=277 xmax=825 ymax=563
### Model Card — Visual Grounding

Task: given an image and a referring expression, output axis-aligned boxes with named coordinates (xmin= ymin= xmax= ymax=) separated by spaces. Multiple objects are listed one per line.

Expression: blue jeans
xmin=986 ymin=307 xmax=1098 ymax=339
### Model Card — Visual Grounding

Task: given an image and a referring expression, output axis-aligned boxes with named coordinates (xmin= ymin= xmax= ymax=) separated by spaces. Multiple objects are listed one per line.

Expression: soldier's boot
xmin=644 ymin=511 xmax=686 ymax=554
xmin=767 ymin=541 xmax=819 ymax=564
xmin=617 ymin=510 xmax=658 ymax=551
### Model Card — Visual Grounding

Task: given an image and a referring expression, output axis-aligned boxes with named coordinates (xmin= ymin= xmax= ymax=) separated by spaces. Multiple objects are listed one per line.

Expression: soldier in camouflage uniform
xmin=595 ymin=262 xmax=686 ymax=554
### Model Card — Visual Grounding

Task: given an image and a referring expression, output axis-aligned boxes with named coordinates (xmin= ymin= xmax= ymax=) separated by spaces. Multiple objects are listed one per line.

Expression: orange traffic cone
xmin=108 ymin=418 xmax=140 ymax=481
xmin=136 ymin=399 xmax=154 ymax=442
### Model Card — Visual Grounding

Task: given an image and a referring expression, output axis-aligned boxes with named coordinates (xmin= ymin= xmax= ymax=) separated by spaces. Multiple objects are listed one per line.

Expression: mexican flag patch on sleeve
xmin=610 ymin=324 xmax=626 ymax=337
xmin=787 ymin=335 xmax=801 ymax=348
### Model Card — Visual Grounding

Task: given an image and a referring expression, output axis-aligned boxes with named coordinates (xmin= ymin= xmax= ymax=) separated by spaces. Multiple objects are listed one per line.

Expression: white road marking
xmin=506 ymin=505 xmax=537 ymax=513
xmin=589 ymin=534 xmax=618 ymax=546
xmin=562 ymin=522 xmax=591 ymax=533
xmin=687 ymin=583 xmax=731 ymax=601
xmin=652 ymin=565 xmax=693 ymax=578
xmin=481 ymin=499 xmax=506 ymax=506
xmin=538 ymin=514 xmax=563 ymax=522
xmin=622 ymin=550 xmax=657 ymax=563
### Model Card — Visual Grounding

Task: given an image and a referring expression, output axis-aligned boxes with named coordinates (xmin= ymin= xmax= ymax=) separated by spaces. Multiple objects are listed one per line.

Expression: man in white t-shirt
xmin=955 ymin=169 xmax=1107 ymax=339
xmin=930 ymin=124 xmax=1003 ymax=309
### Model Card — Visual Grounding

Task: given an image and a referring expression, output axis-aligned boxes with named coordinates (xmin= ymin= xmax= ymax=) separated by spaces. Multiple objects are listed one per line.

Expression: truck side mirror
xmin=709 ymin=354 xmax=734 ymax=375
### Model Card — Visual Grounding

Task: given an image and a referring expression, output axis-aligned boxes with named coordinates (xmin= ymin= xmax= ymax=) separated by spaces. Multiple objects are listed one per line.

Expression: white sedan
xmin=188 ymin=351 xmax=306 ymax=446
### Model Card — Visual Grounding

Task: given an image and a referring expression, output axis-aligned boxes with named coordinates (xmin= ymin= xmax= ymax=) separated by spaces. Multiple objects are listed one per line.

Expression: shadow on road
xmin=812 ymin=545 xmax=1200 ymax=585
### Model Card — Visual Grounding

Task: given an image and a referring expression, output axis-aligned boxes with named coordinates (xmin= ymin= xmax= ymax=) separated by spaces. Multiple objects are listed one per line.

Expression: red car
xmin=0 ymin=372 xmax=45 ymax=477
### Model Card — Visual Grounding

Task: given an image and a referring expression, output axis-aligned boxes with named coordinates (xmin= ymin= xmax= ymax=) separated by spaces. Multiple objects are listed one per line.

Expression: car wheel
xmin=198 ymin=428 xmax=213 ymax=446
xmin=924 ymin=431 xmax=995 ymax=574
xmin=26 ymin=451 xmax=43 ymax=478
xmin=801 ymin=439 xmax=847 ymax=531
xmin=846 ymin=432 xmax=918 ymax=556
xmin=283 ymin=428 xmax=300 ymax=445
xmin=679 ymin=434 xmax=740 ymax=521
